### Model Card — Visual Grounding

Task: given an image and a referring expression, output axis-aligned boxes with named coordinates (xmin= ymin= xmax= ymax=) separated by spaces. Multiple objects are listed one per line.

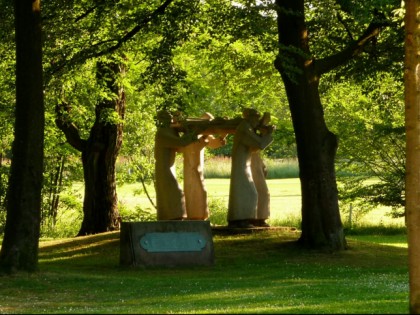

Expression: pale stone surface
xmin=251 ymin=151 xmax=270 ymax=221
xmin=182 ymin=137 xmax=209 ymax=220
xmin=154 ymin=110 xmax=197 ymax=220
xmin=182 ymin=113 xmax=227 ymax=220
xmin=252 ymin=112 xmax=273 ymax=226
xmin=227 ymin=108 xmax=274 ymax=225
xmin=153 ymin=108 xmax=274 ymax=227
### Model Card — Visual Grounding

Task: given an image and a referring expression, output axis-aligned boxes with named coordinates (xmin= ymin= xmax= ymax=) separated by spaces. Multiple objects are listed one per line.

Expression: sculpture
xmin=154 ymin=110 xmax=198 ymax=220
xmin=153 ymin=108 xmax=275 ymax=228
xmin=227 ymin=108 xmax=275 ymax=228
xmin=182 ymin=113 xmax=227 ymax=220
xmin=250 ymin=112 xmax=273 ymax=227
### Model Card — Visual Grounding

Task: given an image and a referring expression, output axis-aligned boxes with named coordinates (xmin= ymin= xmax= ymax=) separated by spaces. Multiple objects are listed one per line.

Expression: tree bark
xmin=0 ymin=0 xmax=44 ymax=273
xmin=55 ymin=59 xmax=125 ymax=236
xmin=404 ymin=1 xmax=420 ymax=313
xmin=274 ymin=0 xmax=387 ymax=251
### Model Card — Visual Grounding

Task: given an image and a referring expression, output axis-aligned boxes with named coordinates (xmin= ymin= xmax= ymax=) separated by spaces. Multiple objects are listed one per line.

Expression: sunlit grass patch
xmin=1 ymin=229 xmax=408 ymax=314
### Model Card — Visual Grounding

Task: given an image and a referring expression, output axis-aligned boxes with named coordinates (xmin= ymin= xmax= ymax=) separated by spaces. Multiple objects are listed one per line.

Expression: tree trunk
xmin=274 ymin=0 xmax=346 ymax=251
xmin=55 ymin=59 xmax=125 ymax=236
xmin=274 ymin=0 xmax=386 ymax=251
xmin=282 ymin=75 xmax=345 ymax=250
xmin=275 ymin=0 xmax=389 ymax=250
xmin=404 ymin=1 xmax=420 ymax=313
xmin=0 ymin=0 xmax=44 ymax=273
xmin=77 ymin=60 xmax=125 ymax=236
xmin=47 ymin=155 xmax=65 ymax=227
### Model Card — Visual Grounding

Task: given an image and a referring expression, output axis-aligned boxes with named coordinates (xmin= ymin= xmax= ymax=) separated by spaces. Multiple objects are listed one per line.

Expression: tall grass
xmin=265 ymin=158 xmax=300 ymax=179
xmin=204 ymin=157 xmax=300 ymax=179
xmin=204 ymin=156 xmax=232 ymax=178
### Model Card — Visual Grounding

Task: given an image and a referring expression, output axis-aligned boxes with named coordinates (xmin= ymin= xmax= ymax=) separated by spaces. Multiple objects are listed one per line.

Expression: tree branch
xmin=48 ymin=0 xmax=174 ymax=77
xmin=55 ymin=102 xmax=87 ymax=152
xmin=315 ymin=10 xmax=390 ymax=75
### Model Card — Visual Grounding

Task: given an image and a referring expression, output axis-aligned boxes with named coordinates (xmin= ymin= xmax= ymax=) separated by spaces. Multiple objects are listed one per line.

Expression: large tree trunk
xmin=274 ymin=0 xmax=345 ymax=251
xmin=404 ymin=1 xmax=420 ymax=313
xmin=0 ymin=0 xmax=44 ymax=273
xmin=274 ymin=0 xmax=387 ymax=251
xmin=280 ymin=70 xmax=345 ymax=250
xmin=77 ymin=60 xmax=125 ymax=236
xmin=56 ymin=59 xmax=125 ymax=236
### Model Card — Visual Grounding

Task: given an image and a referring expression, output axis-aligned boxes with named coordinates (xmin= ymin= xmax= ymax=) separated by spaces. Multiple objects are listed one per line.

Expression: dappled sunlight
xmin=39 ymin=231 xmax=120 ymax=263
xmin=40 ymin=231 xmax=120 ymax=249
xmin=380 ymin=243 xmax=407 ymax=248
xmin=1 ymin=229 xmax=407 ymax=313
xmin=347 ymin=235 xmax=408 ymax=248
xmin=39 ymin=238 xmax=119 ymax=262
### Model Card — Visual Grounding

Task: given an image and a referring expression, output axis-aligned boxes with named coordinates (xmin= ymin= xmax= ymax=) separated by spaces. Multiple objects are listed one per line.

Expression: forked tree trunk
xmin=274 ymin=0 xmax=387 ymax=250
xmin=274 ymin=0 xmax=345 ymax=250
xmin=77 ymin=60 xmax=125 ymax=235
xmin=55 ymin=59 xmax=125 ymax=236
xmin=281 ymin=72 xmax=345 ymax=250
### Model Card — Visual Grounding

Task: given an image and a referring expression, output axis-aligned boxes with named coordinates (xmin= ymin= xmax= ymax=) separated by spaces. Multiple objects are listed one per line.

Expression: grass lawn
xmin=0 ymin=230 xmax=408 ymax=314
xmin=4 ymin=177 xmax=406 ymax=313
xmin=0 ymin=164 xmax=409 ymax=314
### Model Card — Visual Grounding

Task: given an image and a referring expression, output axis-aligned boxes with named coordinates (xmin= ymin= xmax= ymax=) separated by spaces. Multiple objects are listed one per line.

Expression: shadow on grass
xmin=2 ymin=228 xmax=407 ymax=314
xmin=38 ymin=228 xmax=408 ymax=270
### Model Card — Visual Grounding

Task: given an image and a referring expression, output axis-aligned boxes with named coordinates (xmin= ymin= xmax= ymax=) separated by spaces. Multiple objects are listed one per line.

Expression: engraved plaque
xmin=140 ymin=232 xmax=207 ymax=252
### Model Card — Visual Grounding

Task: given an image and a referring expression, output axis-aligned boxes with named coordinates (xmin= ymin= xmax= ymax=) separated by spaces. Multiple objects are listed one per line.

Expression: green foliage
xmin=40 ymin=192 xmax=83 ymax=238
xmin=339 ymin=196 xmax=377 ymax=228
xmin=40 ymin=107 xmax=84 ymax=236
xmin=264 ymin=124 xmax=297 ymax=159
xmin=207 ymin=197 xmax=228 ymax=226
xmin=99 ymin=108 xmax=123 ymax=125
xmin=118 ymin=203 xmax=157 ymax=222
xmin=204 ymin=156 xmax=232 ymax=178
xmin=0 ymin=0 xmax=405 ymax=240
xmin=265 ymin=158 xmax=300 ymax=179
xmin=268 ymin=214 xmax=302 ymax=230
xmin=324 ymin=71 xmax=405 ymax=217
xmin=345 ymin=224 xmax=407 ymax=236
xmin=0 ymin=164 xmax=7 ymax=233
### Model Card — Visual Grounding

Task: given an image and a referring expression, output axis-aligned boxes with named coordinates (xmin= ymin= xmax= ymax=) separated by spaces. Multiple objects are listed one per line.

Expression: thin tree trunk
xmin=404 ymin=1 xmax=420 ymax=313
xmin=49 ymin=156 xmax=65 ymax=226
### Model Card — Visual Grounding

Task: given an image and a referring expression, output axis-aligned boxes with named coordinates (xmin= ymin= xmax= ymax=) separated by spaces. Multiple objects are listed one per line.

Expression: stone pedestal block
xmin=120 ymin=221 xmax=214 ymax=267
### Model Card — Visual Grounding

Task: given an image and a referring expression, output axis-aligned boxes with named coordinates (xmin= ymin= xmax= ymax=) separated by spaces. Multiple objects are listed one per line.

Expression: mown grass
xmin=0 ymin=157 xmax=409 ymax=313
xmin=0 ymin=230 xmax=409 ymax=314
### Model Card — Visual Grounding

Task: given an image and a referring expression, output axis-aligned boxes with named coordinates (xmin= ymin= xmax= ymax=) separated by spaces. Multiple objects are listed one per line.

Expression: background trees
xmin=44 ymin=0 xmax=197 ymax=235
xmin=0 ymin=0 xmax=405 ymax=251
xmin=55 ymin=58 xmax=125 ymax=235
